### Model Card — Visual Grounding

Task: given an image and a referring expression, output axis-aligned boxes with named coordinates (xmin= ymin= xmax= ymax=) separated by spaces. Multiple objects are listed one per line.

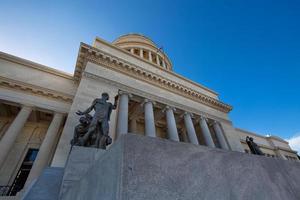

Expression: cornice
xmin=88 ymin=39 xmax=217 ymax=96
xmin=75 ymin=43 xmax=232 ymax=113
xmin=267 ymin=135 xmax=289 ymax=144
xmin=0 ymin=76 xmax=73 ymax=103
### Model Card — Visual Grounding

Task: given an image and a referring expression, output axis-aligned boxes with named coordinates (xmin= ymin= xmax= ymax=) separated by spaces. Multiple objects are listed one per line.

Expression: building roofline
xmin=0 ymin=51 xmax=74 ymax=80
xmin=236 ymin=128 xmax=289 ymax=144
xmin=112 ymin=33 xmax=158 ymax=46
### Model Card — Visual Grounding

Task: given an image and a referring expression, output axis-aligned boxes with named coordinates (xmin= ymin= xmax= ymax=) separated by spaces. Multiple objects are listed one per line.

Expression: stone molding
xmin=75 ymin=43 xmax=232 ymax=113
xmin=0 ymin=76 xmax=73 ymax=103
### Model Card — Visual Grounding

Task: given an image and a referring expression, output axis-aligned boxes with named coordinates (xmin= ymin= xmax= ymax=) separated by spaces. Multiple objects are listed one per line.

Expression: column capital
xmin=118 ymin=91 xmax=133 ymax=98
xmin=212 ymin=120 xmax=219 ymax=125
xmin=162 ymin=105 xmax=176 ymax=113
xmin=199 ymin=115 xmax=208 ymax=122
xmin=143 ymin=99 xmax=156 ymax=106
xmin=182 ymin=111 xmax=193 ymax=118
xmin=21 ymin=104 xmax=34 ymax=110
xmin=53 ymin=112 xmax=65 ymax=117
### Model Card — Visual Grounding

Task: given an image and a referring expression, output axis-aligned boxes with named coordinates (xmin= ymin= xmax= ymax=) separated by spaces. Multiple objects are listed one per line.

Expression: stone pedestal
xmin=24 ymin=134 xmax=300 ymax=200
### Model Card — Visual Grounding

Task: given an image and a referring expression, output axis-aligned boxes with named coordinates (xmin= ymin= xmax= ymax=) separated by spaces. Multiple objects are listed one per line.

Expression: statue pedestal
xmin=25 ymin=134 xmax=300 ymax=200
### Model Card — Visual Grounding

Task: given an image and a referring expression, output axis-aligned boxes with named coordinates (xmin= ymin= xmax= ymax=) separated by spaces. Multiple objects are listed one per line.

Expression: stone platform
xmin=26 ymin=134 xmax=300 ymax=200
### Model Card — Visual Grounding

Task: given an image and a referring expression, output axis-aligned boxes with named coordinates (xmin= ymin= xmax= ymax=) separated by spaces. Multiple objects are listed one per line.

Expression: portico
xmin=115 ymin=91 xmax=229 ymax=150
xmin=0 ymin=102 xmax=65 ymax=196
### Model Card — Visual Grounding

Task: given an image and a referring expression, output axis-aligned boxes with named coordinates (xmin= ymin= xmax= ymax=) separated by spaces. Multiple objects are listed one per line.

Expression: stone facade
xmin=0 ymin=33 xmax=298 ymax=198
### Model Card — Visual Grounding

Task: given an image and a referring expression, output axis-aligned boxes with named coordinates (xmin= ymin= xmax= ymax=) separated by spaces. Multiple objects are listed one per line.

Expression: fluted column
xmin=183 ymin=112 xmax=199 ymax=145
xmin=148 ymin=51 xmax=152 ymax=62
xmin=144 ymin=99 xmax=156 ymax=137
xmin=24 ymin=112 xmax=64 ymax=188
xmin=212 ymin=121 xmax=229 ymax=150
xmin=165 ymin=106 xmax=179 ymax=141
xmin=199 ymin=116 xmax=215 ymax=148
xmin=0 ymin=105 xmax=32 ymax=167
xmin=116 ymin=92 xmax=130 ymax=136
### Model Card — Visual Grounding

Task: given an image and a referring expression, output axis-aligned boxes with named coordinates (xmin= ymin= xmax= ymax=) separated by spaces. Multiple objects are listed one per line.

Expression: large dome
xmin=113 ymin=34 xmax=172 ymax=70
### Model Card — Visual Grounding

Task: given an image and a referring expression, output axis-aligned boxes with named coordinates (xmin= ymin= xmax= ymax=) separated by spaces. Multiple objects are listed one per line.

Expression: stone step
xmin=23 ymin=167 xmax=64 ymax=200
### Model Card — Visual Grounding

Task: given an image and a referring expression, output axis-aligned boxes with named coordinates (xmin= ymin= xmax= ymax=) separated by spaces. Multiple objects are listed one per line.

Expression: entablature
xmin=75 ymin=42 xmax=233 ymax=113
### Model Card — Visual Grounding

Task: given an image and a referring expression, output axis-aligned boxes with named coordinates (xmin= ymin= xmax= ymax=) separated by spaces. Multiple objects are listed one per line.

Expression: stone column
xmin=116 ymin=92 xmax=130 ymax=136
xmin=212 ymin=121 xmax=229 ymax=150
xmin=0 ymin=105 xmax=32 ymax=167
xmin=165 ymin=106 xmax=179 ymax=141
xmin=156 ymin=54 xmax=160 ymax=65
xmin=140 ymin=49 xmax=143 ymax=58
xmin=130 ymin=48 xmax=134 ymax=54
xmin=183 ymin=112 xmax=199 ymax=145
xmin=148 ymin=51 xmax=152 ymax=62
xmin=24 ymin=113 xmax=64 ymax=188
xmin=162 ymin=60 xmax=166 ymax=68
xmin=129 ymin=119 xmax=137 ymax=133
xmin=199 ymin=116 xmax=215 ymax=148
xmin=144 ymin=99 xmax=156 ymax=137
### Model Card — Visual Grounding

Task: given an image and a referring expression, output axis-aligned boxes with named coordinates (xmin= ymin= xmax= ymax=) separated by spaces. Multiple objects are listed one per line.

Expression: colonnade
xmin=0 ymin=105 xmax=64 ymax=188
xmin=128 ymin=47 xmax=167 ymax=69
xmin=116 ymin=92 xmax=229 ymax=150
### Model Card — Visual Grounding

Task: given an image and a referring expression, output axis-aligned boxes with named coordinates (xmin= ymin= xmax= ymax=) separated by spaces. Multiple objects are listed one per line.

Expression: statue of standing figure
xmin=73 ymin=92 xmax=118 ymax=149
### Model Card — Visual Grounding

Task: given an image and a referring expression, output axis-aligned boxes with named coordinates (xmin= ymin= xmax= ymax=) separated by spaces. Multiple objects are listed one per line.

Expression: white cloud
xmin=286 ymin=134 xmax=300 ymax=153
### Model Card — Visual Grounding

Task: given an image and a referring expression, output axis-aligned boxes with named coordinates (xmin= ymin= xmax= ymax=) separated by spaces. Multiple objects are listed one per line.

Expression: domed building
xmin=112 ymin=34 xmax=172 ymax=70
xmin=0 ymin=34 xmax=298 ymax=198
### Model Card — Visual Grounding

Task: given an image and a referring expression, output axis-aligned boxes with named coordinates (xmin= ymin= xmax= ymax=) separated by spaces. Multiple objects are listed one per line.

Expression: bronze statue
xmin=74 ymin=92 xmax=118 ymax=149
xmin=246 ymin=136 xmax=264 ymax=156
xmin=71 ymin=114 xmax=92 ymax=146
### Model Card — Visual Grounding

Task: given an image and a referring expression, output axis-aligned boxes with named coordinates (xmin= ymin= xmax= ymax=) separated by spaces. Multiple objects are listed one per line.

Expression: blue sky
xmin=0 ymin=1 xmax=299 ymax=147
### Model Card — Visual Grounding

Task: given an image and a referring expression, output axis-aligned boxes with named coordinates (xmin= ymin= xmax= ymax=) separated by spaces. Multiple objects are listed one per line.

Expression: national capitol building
xmin=0 ymin=33 xmax=299 ymax=198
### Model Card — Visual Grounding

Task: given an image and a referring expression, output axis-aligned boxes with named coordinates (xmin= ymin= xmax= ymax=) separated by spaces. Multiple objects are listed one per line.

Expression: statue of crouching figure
xmin=71 ymin=114 xmax=92 ymax=146
xmin=74 ymin=92 xmax=118 ymax=149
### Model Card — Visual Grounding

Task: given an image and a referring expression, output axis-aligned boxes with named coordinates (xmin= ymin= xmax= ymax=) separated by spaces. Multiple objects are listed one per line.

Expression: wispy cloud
xmin=286 ymin=133 xmax=300 ymax=153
